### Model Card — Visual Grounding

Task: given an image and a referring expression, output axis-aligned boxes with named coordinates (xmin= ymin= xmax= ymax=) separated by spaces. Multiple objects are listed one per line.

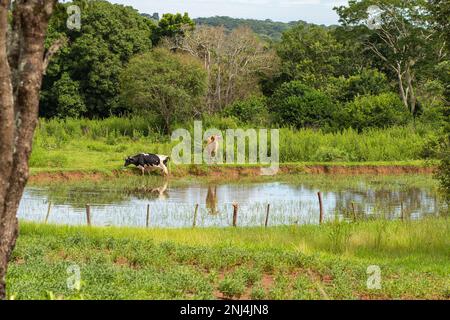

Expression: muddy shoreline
xmin=29 ymin=164 xmax=436 ymax=184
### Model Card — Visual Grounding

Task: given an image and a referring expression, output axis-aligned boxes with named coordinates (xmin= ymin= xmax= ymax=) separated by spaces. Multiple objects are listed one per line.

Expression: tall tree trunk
xmin=396 ymin=67 xmax=409 ymax=111
xmin=405 ymin=66 xmax=417 ymax=115
xmin=0 ymin=0 xmax=56 ymax=300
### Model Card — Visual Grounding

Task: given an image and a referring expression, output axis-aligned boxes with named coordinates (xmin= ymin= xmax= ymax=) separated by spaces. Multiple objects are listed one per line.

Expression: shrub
xmin=218 ymin=276 xmax=246 ymax=299
xmin=324 ymin=69 xmax=390 ymax=103
xmin=337 ymin=93 xmax=411 ymax=131
xmin=270 ymin=81 xmax=337 ymax=129
xmin=223 ymin=96 xmax=269 ymax=125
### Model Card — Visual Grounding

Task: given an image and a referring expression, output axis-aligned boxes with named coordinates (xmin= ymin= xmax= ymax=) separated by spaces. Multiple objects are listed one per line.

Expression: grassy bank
xmin=8 ymin=219 xmax=450 ymax=300
xmin=30 ymin=117 xmax=438 ymax=173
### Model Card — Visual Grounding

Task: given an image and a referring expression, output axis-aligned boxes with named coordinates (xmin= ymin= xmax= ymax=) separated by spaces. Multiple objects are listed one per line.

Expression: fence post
xmin=146 ymin=204 xmax=150 ymax=228
xmin=86 ymin=204 xmax=91 ymax=226
xmin=44 ymin=201 xmax=52 ymax=224
xmin=400 ymin=202 xmax=404 ymax=222
xmin=351 ymin=202 xmax=356 ymax=222
xmin=232 ymin=203 xmax=238 ymax=227
xmin=265 ymin=204 xmax=270 ymax=228
xmin=318 ymin=192 xmax=324 ymax=225
xmin=193 ymin=204 xmax=199 ymax=228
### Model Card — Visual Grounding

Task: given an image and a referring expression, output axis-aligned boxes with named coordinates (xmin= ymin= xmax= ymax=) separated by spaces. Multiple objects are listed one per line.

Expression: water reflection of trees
xmin=334 ymin=187 xmax=442 ymax=220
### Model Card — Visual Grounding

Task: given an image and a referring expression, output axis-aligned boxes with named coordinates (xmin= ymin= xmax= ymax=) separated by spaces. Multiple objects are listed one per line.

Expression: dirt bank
xmin=29 ymin=164 xmax=436 ymax=183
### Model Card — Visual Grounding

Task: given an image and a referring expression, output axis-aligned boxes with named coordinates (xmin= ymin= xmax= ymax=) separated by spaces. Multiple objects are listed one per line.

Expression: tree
xmin=277 ymin=24 xmax=343 ymax=88
xmin=41 ymin=0 xmax=154 ymax=118
xmin=270 ymin=81 xmax=337 ymax=129
xmin=335 ymin=0 xmax=445 ymax=115
xmin=436 ymin=123 xmax=450 ymax=203
xmin=429 ymin=0 xmax=450 ymax=104
xmin=165 ymin=25 xmax=278 ymax=112
xmin=44 ymin=72 xmax=87 ymax=118
xmin=119 ymin=48 xmax=207 ymax=133
xmin=0 ymin=0 xmax=57 ymax=299
xmin=429 ymin=0 xmax=450 ymax=202
xmin=152 ymin=12 xmax=194 ymax=45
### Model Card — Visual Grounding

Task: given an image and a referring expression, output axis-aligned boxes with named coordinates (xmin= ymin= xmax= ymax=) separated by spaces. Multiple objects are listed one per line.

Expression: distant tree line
xmin=194 ymin=16 xmax=313 ymax=41
xmin=40 ymin=0 xmax=448 ymax=135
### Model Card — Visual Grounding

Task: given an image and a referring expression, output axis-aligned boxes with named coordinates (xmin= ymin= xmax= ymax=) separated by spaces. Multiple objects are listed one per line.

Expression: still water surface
xmin=18 ymin=176 xmax=445 ymax=228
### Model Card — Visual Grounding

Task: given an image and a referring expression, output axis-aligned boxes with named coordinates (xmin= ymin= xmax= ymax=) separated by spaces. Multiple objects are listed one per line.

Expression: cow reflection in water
xmin=206 ymin=185 xmax=219 ymax=215
xmin=150 ymin=180 xmax=169 ymax=200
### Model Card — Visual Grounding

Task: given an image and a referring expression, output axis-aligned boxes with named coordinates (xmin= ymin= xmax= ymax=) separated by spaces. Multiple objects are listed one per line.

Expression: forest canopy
xmin=40 ymin=0 xmax=448 ymax=135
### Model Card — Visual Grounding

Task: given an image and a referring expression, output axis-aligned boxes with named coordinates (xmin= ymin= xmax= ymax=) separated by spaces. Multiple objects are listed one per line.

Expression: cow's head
xmin=124 ymin=156 xmax=135 ymax=167
xmin=157 ymin=155 xmax=170 ymax=166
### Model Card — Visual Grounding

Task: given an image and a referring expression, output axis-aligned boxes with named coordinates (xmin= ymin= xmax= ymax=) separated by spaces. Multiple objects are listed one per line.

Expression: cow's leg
xmin=137 ymin=165 xmax=145 ymax=176
xmin=158 ymin=164 xmax=168 ymax=176
xmin=162 ymin=164 xmax=168 ymax=176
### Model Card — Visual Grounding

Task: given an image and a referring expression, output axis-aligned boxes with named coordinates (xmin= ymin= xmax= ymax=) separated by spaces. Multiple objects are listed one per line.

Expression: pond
xmin=18 ymin=175 xmax=446 ymax=228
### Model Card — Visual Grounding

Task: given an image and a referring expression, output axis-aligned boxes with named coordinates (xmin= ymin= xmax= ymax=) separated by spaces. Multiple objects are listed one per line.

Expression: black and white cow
xmin=124 ymin=153 xmax=170 ymax=176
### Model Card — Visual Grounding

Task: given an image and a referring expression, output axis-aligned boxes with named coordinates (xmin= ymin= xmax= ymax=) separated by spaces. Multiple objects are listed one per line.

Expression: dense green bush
xmin=337 ymin=93 xmax=411 ymax=131
xmin=270 ymin=81 xmax=337 ymax=129
xmin=223 ymin=96 xmax=269 ymax=125
xmin=324 ymin=69 xmax=391 ymax=103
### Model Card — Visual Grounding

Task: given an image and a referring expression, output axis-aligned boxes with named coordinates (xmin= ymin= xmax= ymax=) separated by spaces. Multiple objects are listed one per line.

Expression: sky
xmin=109 ymin=0 xmax=348 ymax=25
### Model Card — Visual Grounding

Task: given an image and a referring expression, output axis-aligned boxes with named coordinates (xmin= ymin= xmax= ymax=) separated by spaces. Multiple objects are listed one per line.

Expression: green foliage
xmin=152 ymin=13 xmax=194 ymax=45
xmin=194 ymin=16 xmax=309 ymax=41
xmin=41 ymin=0 xmax=154 ymax=118
xmin=223 ymin=96 xmax=269 ymax=125
xmin=335 ymin=0 xmax=444 ymax=115
xmin=119 ymin=48 xmax=207 ymax=132
xmin=338 ymin=93 xmax=411 ymax=131
xmin=270 ymin=81 xmax=337 ymax=129
xmin=277 ymin=24 xmax=342 ymax=88
xmin=436 ymin=121 xmax=450 ymax=202
xmin=324 ymin=69 xmax=391 ymax=103
xmin=279 ymin=125 xmax=432 ymax=162
xmin=42 ymin=73 xmax=87 ymax=118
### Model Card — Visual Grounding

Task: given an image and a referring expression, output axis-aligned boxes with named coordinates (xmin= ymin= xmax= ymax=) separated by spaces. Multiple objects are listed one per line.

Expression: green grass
xmin=29 ymin=117 xmax=438 ymax=173
xmin=7 ymin=219 xmax=450 ymax=300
